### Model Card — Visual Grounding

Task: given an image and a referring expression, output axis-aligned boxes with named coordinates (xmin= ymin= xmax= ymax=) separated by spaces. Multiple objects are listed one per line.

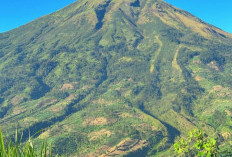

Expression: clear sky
xmin=165 ymin=0 xmax=232 ymax=33
xmin=0 ymin=0 xmax=76 ymax=33
xmin=0 ymin=0 xmax=232 ymax=33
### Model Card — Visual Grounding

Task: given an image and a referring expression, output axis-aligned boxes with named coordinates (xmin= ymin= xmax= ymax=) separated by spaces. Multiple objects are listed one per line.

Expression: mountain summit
xmin=0 ymin=0 xmax=232 ymax=156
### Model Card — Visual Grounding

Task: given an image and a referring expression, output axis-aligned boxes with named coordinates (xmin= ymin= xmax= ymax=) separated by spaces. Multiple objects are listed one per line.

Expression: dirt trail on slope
xmin=172 ymin=45 xmax=183 ymax=72
xmin=150 ymin=35 xmax=162 ymax=73
xmin=172 ymin=44 xmax=202 ymax=82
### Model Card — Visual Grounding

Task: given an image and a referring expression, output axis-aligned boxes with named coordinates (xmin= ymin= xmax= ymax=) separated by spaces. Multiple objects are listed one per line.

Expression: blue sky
xmin=0 ymin=0 xmax=232 ymax=33
xmin=165 ymin=0 xmax=232 ymax=33
xmin=0 ymin=0 xmax=76 ymax=33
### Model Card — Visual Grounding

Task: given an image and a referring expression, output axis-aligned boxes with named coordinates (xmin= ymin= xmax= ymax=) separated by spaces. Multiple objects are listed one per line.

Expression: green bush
xmin=174 ymin=129 xmax=232 ymax=157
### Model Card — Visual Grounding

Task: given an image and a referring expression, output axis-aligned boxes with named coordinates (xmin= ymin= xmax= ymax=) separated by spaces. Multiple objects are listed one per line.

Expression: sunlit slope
xmin=0 ymin=0 xmax=232 ymax=156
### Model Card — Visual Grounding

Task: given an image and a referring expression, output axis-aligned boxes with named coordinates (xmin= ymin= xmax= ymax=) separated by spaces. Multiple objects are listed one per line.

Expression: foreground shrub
xmin=0 ymin=128 xmax=52 ymax=157
xmin=174 ymin=129 xmax=232 ymax=157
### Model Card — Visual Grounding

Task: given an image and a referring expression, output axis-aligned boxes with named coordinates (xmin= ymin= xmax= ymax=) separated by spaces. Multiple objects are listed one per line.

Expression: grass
xmin=0 ymin=128 xmax=53 ymax=157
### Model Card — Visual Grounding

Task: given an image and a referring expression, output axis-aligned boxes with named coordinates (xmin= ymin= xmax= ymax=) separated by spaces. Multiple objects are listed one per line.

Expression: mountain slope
xmin=0 ymin=0 xmax=232 ymax=156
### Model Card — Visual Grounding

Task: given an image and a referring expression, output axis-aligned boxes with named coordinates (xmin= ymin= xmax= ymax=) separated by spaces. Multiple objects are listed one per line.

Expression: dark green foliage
xmin=174 ymin=48 xmax=204 ymax=115
xmin=208 ymin=110 xmax=227 ymax=129
xmin=52 ymin=91 xmax=69 ymax=99
xmin=30 ymin=78 xmax=50 ymax=99
xmin=53 ymin=134 xmax=87 ymax=156
xmin=161 ymin=27 xmax=184 ymax=43
xmin=130 ymin=0 xmax=140 ymax=7
xmin=178 ymin=48 xmax=200 ymax=65
xmin=95 ymin=0 xmax=111 ymax=30
xmin=181 ymin=33 xmax=207 ymax=46
xmin=36 ymin=61 xmax=58 ymax=76
xmin=0 ymin=98 xmax=4 ymax=104
xmin=0 ymin=106 xmax=9 ymax=118
xmin=200 ymin=51 xmax=226 ymax=66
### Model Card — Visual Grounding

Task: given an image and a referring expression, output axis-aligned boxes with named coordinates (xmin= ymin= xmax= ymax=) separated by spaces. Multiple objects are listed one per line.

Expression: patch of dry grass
xmin=88 ymin=129 xmax=112 ymax=141
xmin=83 ymin=117 xmax=108 ymax=126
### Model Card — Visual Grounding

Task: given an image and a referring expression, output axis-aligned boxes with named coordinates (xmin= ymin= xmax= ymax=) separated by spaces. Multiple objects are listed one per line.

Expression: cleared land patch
xmin=88 ymin=129 xmax=112 ymax=141
xmin=100 ymin=138 xmax=148 ymax=157
xmin=83 ymin=117 xmax=108 ymax=126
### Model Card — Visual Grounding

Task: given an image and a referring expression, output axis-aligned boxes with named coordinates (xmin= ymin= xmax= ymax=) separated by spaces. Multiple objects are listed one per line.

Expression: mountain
xmin=0 ymin=0 xmax=232 ymax=156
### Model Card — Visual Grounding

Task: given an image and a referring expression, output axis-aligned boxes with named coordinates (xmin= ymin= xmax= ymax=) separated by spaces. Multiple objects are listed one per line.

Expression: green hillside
xmin=0 ymin=0 xmax=232 ymax=156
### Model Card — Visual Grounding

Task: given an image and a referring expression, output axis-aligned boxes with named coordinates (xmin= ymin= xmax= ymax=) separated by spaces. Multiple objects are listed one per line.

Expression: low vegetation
xmin=0 ymin=128 xmax=52 ymax=157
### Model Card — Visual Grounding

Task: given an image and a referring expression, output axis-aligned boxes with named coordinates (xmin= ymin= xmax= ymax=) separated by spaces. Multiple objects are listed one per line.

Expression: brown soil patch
xmin=12 ymin=106 xmax=26 ymax=115
xmin=212 ymin=85 xmax=223 ymax=91
xmin=210 ymin=85 xmax=232 ymax=97
xmin=86 ymin=145 xmax=110 ymax=157
xmin=83 ymin=117 xmax=108 ymax=126
xmin=192 ymin=70 xmax=199 ymax=73
xmin=217 ymin=92 xmax=231 ymax=97
xmin=136 ymin=123 xmax=152 ymax=131
xmin=60 ymin=83 xmax=74 ymax=90
xmin=195 ymin=75 xmax=204 ymax=81
xmin=49 ymin=105 xmax=64 ymax=112
xmin=65 ymin=94 xmax=77 ymax=101
xmin=62 ymin=124 xmax=75 ymax=132
xmin=39 ymin=130 xmax=51 ymax=139
xmin=120 ymin=113 xmax=133 ymax=118
xmin=207 ymin=61 xmax=219 ymax=71
xmin=225 ymin=109 xmax=232 ymax=116
xmin=152 ymin=126 xmax=158 ymax=131
xmin=192 ymin=60 xmax=201 ymax=64
xmin=88 ymin=129 xmax=112 ymax=141
xmin=11 ymin=95 xmax=24 ymax=105
xmin=99 ymin=138 xmax=148 ymax=157
xmin=221 ymin=132 xmax=231 ymax=140
xmin=82 ymin=85 xmax=90 ymax=90
xmin=137 ymin=15 xmax=150 ymax=24
xmin=115 ymin=87 xmax=121 ymax=91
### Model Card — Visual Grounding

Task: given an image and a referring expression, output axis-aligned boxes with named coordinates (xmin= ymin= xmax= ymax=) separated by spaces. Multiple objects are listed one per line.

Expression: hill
xmin=0 ymin=0 xmax=232 ymax=156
